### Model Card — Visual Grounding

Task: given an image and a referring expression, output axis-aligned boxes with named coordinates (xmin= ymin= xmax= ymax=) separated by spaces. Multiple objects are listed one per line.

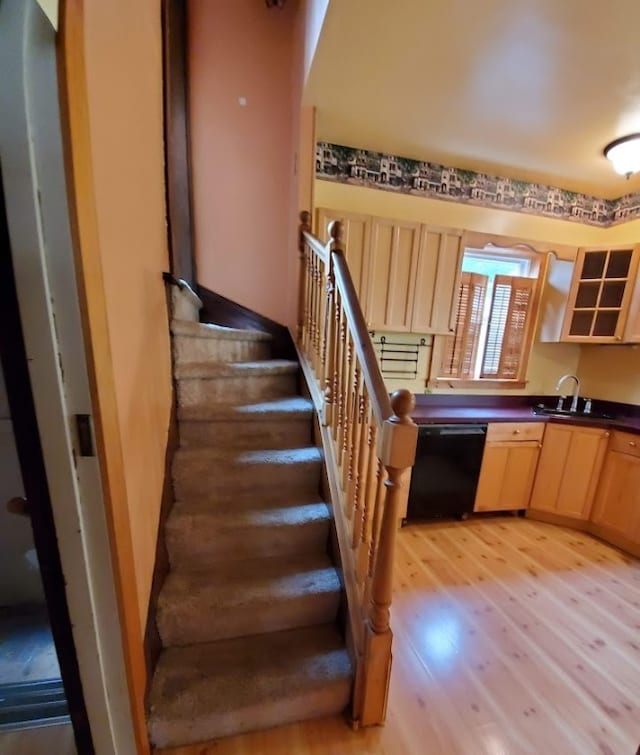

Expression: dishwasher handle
xmin=418 ymin=423 xmax=487 ymax=437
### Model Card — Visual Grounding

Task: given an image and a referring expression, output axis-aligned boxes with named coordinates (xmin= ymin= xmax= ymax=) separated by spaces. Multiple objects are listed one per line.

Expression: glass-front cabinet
xmin=561 ymin=245 xmax=640 ymax=342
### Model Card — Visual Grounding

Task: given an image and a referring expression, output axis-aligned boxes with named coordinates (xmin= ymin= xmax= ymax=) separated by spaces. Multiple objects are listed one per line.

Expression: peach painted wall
xmin=83 ymin=0 xmax=172 ymax=628
xmin=188 ymin=0 xmax=301 ymax=327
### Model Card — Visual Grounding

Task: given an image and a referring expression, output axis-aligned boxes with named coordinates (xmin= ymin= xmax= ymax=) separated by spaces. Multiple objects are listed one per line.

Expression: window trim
xmin=428 ymin=240 xmax=550 ymax=389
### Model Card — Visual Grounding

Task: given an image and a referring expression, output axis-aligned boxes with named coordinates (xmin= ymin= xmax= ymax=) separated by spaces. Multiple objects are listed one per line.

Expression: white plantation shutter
xmin=440 ymin=272 xmax=488 ymax=379
xmin=481 ymin=275 xmax=535 ymax=379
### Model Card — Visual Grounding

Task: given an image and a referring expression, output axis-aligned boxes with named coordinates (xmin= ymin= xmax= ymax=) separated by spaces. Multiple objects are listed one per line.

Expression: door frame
xmin=0 ymin=170 xmax=93 ymax=752
xmin=0 ymin=2 xmax=138 ymax=752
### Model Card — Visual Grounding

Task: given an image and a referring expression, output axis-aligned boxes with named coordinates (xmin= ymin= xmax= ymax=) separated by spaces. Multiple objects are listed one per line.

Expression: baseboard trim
xmin=196 ymin=285 xmax=297 ymax=362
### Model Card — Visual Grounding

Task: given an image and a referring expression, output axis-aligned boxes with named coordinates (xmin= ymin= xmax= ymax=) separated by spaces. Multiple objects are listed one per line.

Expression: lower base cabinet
xmin=529 ymin=423 xmax=609 ymax=520
xmin=591 ymin=431 xmax=640 ymax=544
xmin=474 ymin=423 xmax=544 ymax=512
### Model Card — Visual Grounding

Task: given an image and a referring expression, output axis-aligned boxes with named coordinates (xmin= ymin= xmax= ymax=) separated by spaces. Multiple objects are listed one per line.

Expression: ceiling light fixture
xmin=603 ymin=134 xmax=640 ymax=178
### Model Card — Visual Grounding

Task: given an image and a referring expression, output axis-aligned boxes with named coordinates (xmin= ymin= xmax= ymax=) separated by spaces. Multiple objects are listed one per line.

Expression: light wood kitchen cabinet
xmin=315 ymin=208 xmax=371 ymax=305
xmin=474 ymin=423 xmax=544 ymax=512
xmin=316 ymin=208 xmax=463 ymax=334
xmin=366 ymin=217 xmax=421 ymax=331
xmin=529 ymin=423 xmax=609 ymax=520
xmin=410 ymin=227 xmax=463 ymax=334
xmin=591 ymin=431 xmax=640 ymax=544
xmin=560 ymin=244 xmax=640 ymax=343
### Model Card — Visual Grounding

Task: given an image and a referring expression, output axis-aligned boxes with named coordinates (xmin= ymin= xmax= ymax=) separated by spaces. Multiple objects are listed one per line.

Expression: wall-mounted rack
xmin=370 ymin=334 xmax=427 ymax=380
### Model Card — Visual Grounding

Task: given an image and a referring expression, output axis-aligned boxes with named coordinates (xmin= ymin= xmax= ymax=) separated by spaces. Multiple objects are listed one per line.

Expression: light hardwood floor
xmin=157 ymin=518 xmax=640 ymax=755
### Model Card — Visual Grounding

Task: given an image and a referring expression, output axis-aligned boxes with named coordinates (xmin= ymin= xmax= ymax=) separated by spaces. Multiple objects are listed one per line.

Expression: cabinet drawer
xmin=486 ymin=422 xmax=545 ymax=443
xmin=609 ymin=431 xmax=640 ymax=458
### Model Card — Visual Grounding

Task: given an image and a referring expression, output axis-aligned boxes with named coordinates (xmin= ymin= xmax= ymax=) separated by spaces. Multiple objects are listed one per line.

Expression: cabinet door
xmin=411 ymin=227 xmax=463 ymax=334
xmin=366 ymin=218 xmax=420 ymax=331
xmin=474 ymin=441 xmax=540 ymax=512
xmin=561 ymin=245 xmax=640 ymax=343
xmin=529 ymin=423 xmax=609 ymax=519
xmin=316 ymin=208 xmax=371 ymax=305
xmin=591 ymin=450 xmax=640 ymax=541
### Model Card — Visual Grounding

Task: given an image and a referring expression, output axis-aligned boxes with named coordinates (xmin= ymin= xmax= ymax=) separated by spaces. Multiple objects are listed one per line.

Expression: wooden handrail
xmin=296 ymin=211 xmax=418 ymax=729
xmin=331 ymin=237 xmax=392 ymax=425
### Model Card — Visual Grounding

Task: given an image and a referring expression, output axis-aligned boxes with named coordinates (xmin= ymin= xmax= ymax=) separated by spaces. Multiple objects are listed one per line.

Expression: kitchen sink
xmin=531 ymin=405 xmax=616 ymax=421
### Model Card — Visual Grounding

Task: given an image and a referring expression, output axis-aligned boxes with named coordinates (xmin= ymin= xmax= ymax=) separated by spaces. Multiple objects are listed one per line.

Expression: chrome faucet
xmin=556 ymin=374 xmax=580 ymax=413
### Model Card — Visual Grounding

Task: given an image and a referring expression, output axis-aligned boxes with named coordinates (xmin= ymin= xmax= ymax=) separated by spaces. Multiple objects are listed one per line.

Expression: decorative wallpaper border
xmin=315 ymin=142 xmax=640 ymax=228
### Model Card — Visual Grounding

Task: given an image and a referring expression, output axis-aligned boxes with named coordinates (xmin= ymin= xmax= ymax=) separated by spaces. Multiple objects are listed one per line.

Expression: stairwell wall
xmin=188 ymin=0 xmax=305 ymax=330
xmin=79 ymin=0 xmax=172 ymax=630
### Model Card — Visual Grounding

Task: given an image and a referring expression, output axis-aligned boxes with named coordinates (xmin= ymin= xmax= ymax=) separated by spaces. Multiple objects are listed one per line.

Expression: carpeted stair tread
xmin=173 ymin=444 xmax=322 ymax=465
xmin=167 ymin=495 xmax=330 ymax=528
xmin=178 ymin=395 xmax=314 ymax=422
xmin=165 ymin=497 xmax=331 ymax=567
xmin=171 ymin=318 xmax=272 ymax=342
xmin=157 ymin=554 xmax=341 ymax=646
xmin=147 ymin=624 xmax=352 ymax=747
xmin=175 ymin=359 xmax=298 ymax=379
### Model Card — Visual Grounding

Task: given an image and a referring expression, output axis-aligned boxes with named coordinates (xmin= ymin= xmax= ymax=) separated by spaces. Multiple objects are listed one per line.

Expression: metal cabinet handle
xmin=604 ymin=432 xmax=610 ymax=438
xmin=513 ymin=429 xmax=521 ymax=434
xmin=629 ymin=441 xmax=637 ymax=447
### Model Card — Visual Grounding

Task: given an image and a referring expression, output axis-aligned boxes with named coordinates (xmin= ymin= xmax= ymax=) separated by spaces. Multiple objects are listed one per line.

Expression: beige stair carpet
xmin=148 ymin=283 xmax=351 ymax=749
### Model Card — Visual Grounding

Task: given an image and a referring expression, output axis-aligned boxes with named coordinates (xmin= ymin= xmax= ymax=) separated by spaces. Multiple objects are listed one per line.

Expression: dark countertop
xmin=411 ymin=395 xmax=640 ymax=434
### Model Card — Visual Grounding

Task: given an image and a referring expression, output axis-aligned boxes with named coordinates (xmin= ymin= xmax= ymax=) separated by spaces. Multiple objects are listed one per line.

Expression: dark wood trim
xmin=0 ymin=168 xmax=94 ymax=754
xmin=143 ymin=288 xmax=179 ymax=698
xmin=162 ymin=0 xmax=196 ymax=285
xmin=197 ymin=285 xmax=297 ymax=362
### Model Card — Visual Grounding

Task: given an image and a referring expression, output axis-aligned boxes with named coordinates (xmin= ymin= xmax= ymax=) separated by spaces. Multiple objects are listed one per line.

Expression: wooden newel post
xmin=330 ymin=219 xmax=344 ymax=254
xmin=358 ymin=389 xmax=417 ymax=727
xmin=298 ymin=211 xmax=312 ymax=341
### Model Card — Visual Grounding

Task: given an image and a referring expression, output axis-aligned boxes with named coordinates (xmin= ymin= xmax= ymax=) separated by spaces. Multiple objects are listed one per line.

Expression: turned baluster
xmin=298 ymin=211 xmax=311 ymax=345
xmin=344 ymin=363 xmax=361 ymax=518
xmin=321 ymin=257 xmax=336 ymax=427
xmin=352 ymin=387 xmax=369 ymax=549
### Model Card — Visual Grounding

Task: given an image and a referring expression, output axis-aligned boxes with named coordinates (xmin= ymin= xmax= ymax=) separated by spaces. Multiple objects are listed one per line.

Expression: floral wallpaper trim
xmin=315 ymin=142 xmax=640 ymax=228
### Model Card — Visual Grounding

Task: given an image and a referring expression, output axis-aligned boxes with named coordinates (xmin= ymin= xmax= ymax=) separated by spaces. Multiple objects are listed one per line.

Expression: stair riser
xmin=172 ymin=459 xmax=320 ymax=500
xmin=157 ymin=591 xmax=340 ymax=647
xmin=179 ymin=419 xmax=312 ymax=449
xmin=166 ymin=520 xmax=330 ymax=569
xmin=173 ymin=336 xmax=270 ymax=364
xmin=177 ymin=374 xmax=297 ymax=406
xmin=149 ymin=677 xmax=351 ymax=748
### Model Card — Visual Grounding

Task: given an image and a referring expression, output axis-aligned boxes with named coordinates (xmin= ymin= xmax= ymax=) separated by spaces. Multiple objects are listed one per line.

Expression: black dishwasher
xmin=406 ymin=423 xmax=487 ymax=522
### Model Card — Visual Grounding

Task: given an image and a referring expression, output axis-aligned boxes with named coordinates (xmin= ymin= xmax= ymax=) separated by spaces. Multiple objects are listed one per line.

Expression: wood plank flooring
xmin=156 ymin=518 xmax=640 ymax=755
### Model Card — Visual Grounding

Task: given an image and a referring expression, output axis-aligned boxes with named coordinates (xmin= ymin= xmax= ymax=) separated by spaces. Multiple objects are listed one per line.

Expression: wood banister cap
xmin=390 ymin=389 xmax=415 ymax=425
xmin=330 ymin=219 xmax=344 ymax=247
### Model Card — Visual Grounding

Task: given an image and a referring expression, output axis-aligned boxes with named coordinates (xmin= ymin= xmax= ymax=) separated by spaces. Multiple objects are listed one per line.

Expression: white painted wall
xmin=0 ymin=370 xmax=45 ymax=605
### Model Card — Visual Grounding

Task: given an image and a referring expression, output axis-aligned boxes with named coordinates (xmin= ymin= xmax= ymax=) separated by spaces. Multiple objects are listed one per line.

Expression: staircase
xmin=147 ymin=284 xmax=352 ymax=749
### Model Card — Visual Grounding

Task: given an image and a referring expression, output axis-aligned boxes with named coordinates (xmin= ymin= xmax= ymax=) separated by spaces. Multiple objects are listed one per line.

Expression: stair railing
xmin=297 ymin=211 xmax=418 ymax=727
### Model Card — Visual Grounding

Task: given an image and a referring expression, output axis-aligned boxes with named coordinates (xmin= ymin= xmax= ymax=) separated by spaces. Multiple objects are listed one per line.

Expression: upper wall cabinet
xmin=316 ymin=208 xmax=462 ymax=335
xmin=316 ymin=208 xmax=371 ymax=305
xmin=366 ymin=217 xmax=421 ymax=331
xmin=560 ymin=245 xmax=640 ymax=343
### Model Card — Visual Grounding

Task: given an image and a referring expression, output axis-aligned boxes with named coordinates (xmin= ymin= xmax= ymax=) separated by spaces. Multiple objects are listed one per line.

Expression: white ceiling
xmin=305 ymin=0 xmax=640 ymax=198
